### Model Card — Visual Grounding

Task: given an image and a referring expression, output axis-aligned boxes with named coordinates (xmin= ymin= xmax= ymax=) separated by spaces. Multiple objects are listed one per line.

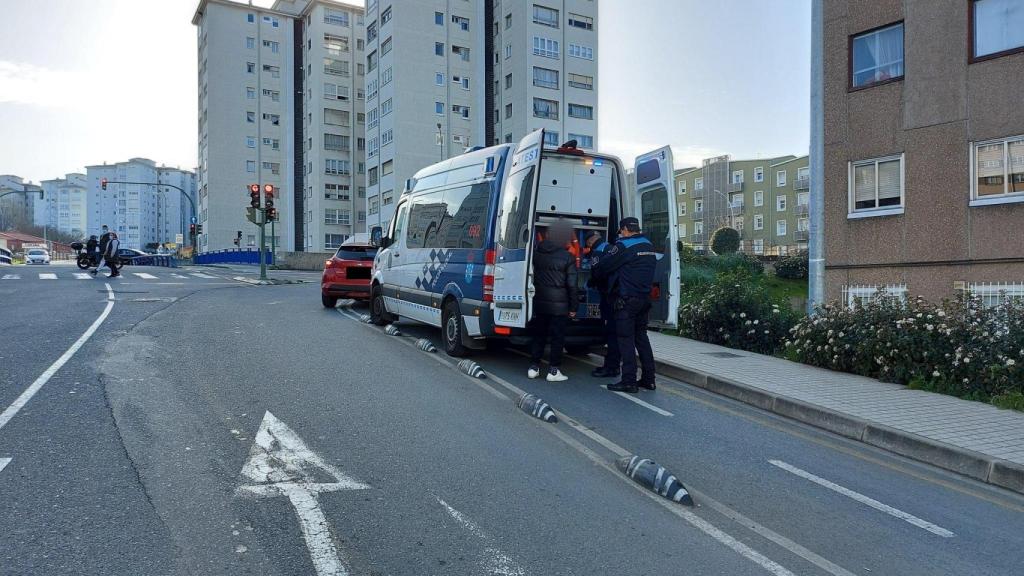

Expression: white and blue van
xmin=369 ymin=129 xmax=680 ymax=357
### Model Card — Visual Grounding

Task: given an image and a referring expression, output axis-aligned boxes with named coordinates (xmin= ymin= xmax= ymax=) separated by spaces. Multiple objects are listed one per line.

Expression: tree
xmin=710 ymin=227 xmax=740 ymax=255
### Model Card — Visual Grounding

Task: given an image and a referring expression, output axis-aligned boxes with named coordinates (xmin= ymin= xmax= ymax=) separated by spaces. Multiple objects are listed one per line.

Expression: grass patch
xmin=763 ymin=275 xmax=808 ymax=303
xmin=991 ymin=392 xmax=1024 ymax=412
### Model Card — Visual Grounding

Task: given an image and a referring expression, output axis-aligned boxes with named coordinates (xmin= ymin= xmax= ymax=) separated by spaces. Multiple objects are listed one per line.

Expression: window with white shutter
xmin=849 ymin=154 xmax=904 ymax=216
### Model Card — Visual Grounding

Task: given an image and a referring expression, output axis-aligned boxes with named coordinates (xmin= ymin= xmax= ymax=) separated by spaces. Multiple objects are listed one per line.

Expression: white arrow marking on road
xmin=1 ymin=274 xmax=19 ymax=280
xmin=133 ymin=272 xmax=158 ymax=279
xmin=768 ymin=460 xmax=955 ymax=537
xmin=74 ymin=273 xmax=92 ymax=280
xmin=0 ymin=458 xmax=10 ymax=474
xmin=39 ymin=273 xmax=57 ymax=280
xmin=236 ymin=411 xmax=369 ymax=576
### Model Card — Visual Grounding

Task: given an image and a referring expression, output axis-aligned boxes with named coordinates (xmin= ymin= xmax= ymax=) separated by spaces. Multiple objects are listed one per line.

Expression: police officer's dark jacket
xmin=587 ymin=240 xmax=611 ymax=293
xmin=592 ymin=234 xmax=657 ymax=298
xmin=532 ymin=240 xmax=579 ymax=316
xmin=98 ymin=232 xmax=112 ymax=255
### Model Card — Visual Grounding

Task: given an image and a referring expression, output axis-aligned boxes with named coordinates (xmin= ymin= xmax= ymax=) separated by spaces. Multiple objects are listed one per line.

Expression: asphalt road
xmin=1 ymin=266 xmax=1023 ymax=575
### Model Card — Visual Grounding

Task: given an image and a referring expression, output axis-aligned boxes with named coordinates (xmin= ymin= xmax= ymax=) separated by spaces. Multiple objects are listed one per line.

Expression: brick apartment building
xmin=824 ymin=0 xmax=1024 ymax=306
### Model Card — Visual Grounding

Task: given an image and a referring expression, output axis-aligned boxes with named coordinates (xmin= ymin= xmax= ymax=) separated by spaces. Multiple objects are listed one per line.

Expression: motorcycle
xmin=71 ymin=242 xmax=123 ymax=271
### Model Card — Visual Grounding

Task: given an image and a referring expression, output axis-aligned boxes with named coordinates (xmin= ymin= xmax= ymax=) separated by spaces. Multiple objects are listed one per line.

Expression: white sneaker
xmin=546 ymin=368 xmax=568 ymax=382
xmin=527 ymin=366 xmax=541 ymax=379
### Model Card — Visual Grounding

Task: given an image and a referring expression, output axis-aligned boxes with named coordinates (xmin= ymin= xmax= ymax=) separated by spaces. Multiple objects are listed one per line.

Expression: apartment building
xmin=39 ymin=174 xmax=89 ymax=238
xmin=363 ymin=0 xmax=599 ymax=229
xmin=824 ymin=0 xmax=1024 ymax=306
xmin=675 ymin=154 xmax=809 ymax=256
xmin=0 ymin=175 xmax=42 ymax=231
xmin=157 ymin=167 xmax=200 ymax=248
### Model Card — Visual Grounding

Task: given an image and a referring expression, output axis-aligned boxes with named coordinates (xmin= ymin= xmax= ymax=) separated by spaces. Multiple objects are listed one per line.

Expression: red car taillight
xmin=483 ymin=248 xmax=496 ymax=302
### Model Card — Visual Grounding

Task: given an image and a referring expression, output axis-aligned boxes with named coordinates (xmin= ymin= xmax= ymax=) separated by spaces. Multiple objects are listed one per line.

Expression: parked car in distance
xmin=116 ymin=248 xmax=149 ymax=264
xmin=25 ymin=248 xmax=50 ymax=265
xmin=322 ymin=236 xmax=378 ymax=308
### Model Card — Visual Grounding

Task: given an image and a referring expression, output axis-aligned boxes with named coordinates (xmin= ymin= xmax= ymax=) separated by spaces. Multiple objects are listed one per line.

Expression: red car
xmin=321 ymin=241 xmax=378 ymax=308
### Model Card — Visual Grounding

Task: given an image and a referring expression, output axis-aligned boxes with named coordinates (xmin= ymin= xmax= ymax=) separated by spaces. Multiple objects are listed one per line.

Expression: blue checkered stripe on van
xmin=415 ymin=248 xmax=450 ymax=290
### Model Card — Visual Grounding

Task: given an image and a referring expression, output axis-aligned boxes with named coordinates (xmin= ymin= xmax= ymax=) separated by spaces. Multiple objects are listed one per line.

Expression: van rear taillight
xmin=650 ymin=283 xmax=661 ymax=301
xmin=483 ymin=249 xmax=496 ymax=302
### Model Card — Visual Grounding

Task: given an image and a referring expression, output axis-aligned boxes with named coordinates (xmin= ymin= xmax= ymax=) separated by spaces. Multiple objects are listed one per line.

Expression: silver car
xmin=25 ymin=248 xmax=50 ymax=265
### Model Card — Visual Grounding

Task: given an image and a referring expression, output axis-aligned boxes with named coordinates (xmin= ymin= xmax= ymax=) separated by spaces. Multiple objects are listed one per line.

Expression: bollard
xmin=616 ymin=456 xmax=693 ymax=505
xmin=516 ymin=393 xmax=557 ymax=423
xmin=384 ymin=324 xmax=402 ymax=336
xmin=457 ymin=359 xmax=485 ymax=378
xmin=416 ymin=339 xmax=437 ymax=353
xmin=358 ymin=314 xmax=373 ymax=324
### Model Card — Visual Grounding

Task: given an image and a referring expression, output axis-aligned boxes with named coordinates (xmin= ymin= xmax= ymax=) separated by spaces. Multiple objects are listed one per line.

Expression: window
xmin=568 ymin=13 xmax=593 ymax=30
xmin=694 ymin=221 xmax=704 ymax=236
xmin=735 ymin=216 xmax=745 ymax=231
xmin=435 ymin=11 xmax=444 ymax=25
xmin=324 ymin=133 xmax=349 ymax=151
xmin=263 ymin=138 xmax=280 ymax=150
xmin=324 ymin=82 xmax=349 ymax=101
xmin=367 ymin=51 xmax=377 ymax=72
xmin=381 ymin=37 xmax=392 ymax=55
xmin=435 ymin=42 xmax=445 ymax=56
xmin=972 ymin=0 xmax=1024 ymax=60
xmin=505 ymin=44 xmax=512 ymax=59
xmin=971 ymin=135 xmax=1024 ymax=204
xmin=533 ymin=5 xmax=559 ymax=27
xmin=262 ymin=113 xmax=280 ymax=125
xmin=452 ymin=104 xmax=471 ymax=119
xmin=380 ymin=7 xmax=392 ymax=25
xmin=247 ymin=111 xmax=255 ymax=123
xmin=678 ymin=180 xmax=686 ymax=194
xmin=753 ymin=239 xmax=764 ymax=254
xmin=382 ymin=160 xmax=393 ymax=175
xmin=325 ymin=159 xmax=350 ymax=175
xmin=843 ymin=285 xmax=907 ymax=308
xmin=506 ymin=103 xmax=513 ymax=119
xmin=325 ymin=184 xmax=350 ymax=201
xmin=798 ymin=192 xmax=810 ymax=206
xmin=754 ymin=214 xmax=764 ymax=230
xmin=381 ymin=98 xmax=393 ymax=116
xmin=382 ymin=129 xmax=393 ymax=146
xmin=533 ymin=37 xmax=559 ymax=58
xmin=262 ymin=15 xmax=279 ymax=27
xmin=732 ymin=170 xmax=744 ymax=184
xmin=263 ymin=64 xmax=280 ymax=78
xmin=505 ymin=73 xmax=513 ymax=89
xmin=325 ymin=209 xmax=350 ymax=225
xmin=452 ymin=45 xmax=470 ymax=61
xmin=968 ymin=282 xmax=1024 ymax=308
xmin=246 ymin=62 xmax=255 ymax=74
xmin=543 ymin=131 xmax=560 ymax=147
xmin=324 ymin=8 xmax=349 ymax=26
xmin=382 ymin=190 xmax=394 ymax=206
xmin=568 ymin=44 xmax=594 ymax=60
xmin=246 ymin=137 xmax=256 ymax=148
xmin=382 ymin=67 xmax=392 ymax=84
xmin=324 ymin=33 xmax=349 ymax=54
xmin=533 ymin=97 xmax=559 ymax=120
xmin=694 ymin=199 xmax=704 ymax=214
xmin=357 ymin=39 xmax=364 ymax=51
xmin=499 ymin=166 xmax=537 ymax=250
xmin=730 ymin=193 xmax=744 ymax=208
xmin=369 ymin=196 xmax=379 ymax=215
xmin=754 ymin=190 xmax=764 ymax=206
xmin=452 ymin=15 xmax=470 ymax=31
xmin=754 ymin=166 xmax=764 ymax=182
xmin=262 ymin=88 xmax=279 ymax=101
xmin=452 ymin=75 xmax=470 ymax=90
xmin=678 ymin=202 xmax=686 ymax=216
xmin=368 ymin=167 xmax=379 ymax=186
xmin=263 ymin=40 xmax=279 ymax=53
xmin=568 ymin=73 xmax=593 ymax=90
xmin=436 ymin=72 xmax=445 ymax=86
xmin=695 ymin=177 xmax=704 ymax=191
xmin=246 ymin=37 xmax=255 ymax=50
xmin=261 ymin=162 xmax=280 ymax=175
xmin=798 ymin=217 xmax=810 ymax=232
xmin=367 ymin=21 xmax=377 ymax=42
xmin=325 ymin=234 xmax=348 ymax=249
xmin=776 ymin=220 xmax=787 ymax=236
xmin=849 ymin=154 xmax=904 ymax=215
xmin=777 ymin=195 xmax=787 ymax=211
xmin=435 ymin=101 xmax=444 ymax=115
xmin=246 ymin=161 xmax=256 ymax=173
xmin=533 ymin=67 xmax=558 ymax=89
xmin=247 ymin=13 xmax=254 ymax=23
xmin=850 ymin=22 xmax=904 ymax=89
xmin=246 ymin=87 xmax=256 ymax=99
xmin=568 ymin=104 xmax=593 ymax=120
xmin=505 ymin=14 xmax=512 ymax=29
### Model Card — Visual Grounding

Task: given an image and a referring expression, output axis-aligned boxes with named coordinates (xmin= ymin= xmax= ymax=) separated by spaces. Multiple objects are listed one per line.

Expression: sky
xmin=0 ymin=0 xmax=811 ymax=184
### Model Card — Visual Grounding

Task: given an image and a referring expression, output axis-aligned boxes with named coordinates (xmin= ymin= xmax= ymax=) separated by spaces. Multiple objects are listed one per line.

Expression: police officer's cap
xmin=619 ymin=217 xmax=641 ymax=233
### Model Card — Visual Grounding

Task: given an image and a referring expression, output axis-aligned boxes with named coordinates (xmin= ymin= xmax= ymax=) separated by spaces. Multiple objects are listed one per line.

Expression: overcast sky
xmin=0 ymin=0 xmax=810 ymax=183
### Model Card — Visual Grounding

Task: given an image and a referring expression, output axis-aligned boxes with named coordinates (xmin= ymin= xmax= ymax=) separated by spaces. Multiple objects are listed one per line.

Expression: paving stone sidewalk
xmin=648 ymin=332 xmax=1024 ymax=494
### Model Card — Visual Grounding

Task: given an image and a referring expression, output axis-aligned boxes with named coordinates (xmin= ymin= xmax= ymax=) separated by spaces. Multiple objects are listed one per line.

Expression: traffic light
xmin=249 ymin=184 xmax=260 ymax=209
xmin=196 ymin=224 xmax=203 ymax=234
xmin=189 ymin=223 xmax=196 ymax=236
xmin=101 ymin=178 xmax=108 ymax=191
xmin=264 ymin=184 xmax=276 ymax=221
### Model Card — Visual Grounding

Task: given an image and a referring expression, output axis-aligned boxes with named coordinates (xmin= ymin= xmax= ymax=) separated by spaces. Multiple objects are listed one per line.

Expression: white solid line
xmin=74 ymin=273 xmax=92 ymax=280
xmin=133 ymin=272 xmax=158 ymax=279
xmin=39 ymin=273 xmax=57 ymax=280
xmin=769 ymin=460 xmax=955 ymax=538
xmin=0 ymin=457 xmax=10 ymax=474
xmin=436 ymin=498 xmax=527 ymax=576
xmin=602 ymin=386 xmax=674 ymax=416
xmin=0 ymin=283 xmax=115 ymax=432
xmin=1 ymin=274 xmax=19 ymax=280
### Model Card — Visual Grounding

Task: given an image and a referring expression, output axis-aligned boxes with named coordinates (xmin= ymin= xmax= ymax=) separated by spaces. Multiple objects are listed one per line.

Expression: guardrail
xmin=195 ymin=249 xmax=275 ymax=266
xmin=128 ymin=255 xmax=178 ymax=268
xmin=0 ymin=246 xmax=12 ymax=266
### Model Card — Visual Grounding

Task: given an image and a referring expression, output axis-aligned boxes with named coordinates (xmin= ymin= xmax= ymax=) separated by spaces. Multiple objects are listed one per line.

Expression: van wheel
xmin=370 ymin=285 xmax=390 ymax=326
xmin=321 ymin=294 xmax=338 ymax=308
xmin=442 ymin=300 xmax=469 ymax=357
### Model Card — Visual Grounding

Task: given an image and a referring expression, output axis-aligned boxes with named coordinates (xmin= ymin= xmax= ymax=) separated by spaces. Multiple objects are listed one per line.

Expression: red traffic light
xmin=101 ymin=178 xmax=108 ymax=191
xmin=263 ymin=184 xmax=274 ymax=194
xmin=249 ymin=184 xmax=259 ymax=194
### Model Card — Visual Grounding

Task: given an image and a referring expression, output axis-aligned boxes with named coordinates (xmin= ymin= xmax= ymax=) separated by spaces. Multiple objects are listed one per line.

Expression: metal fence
xmin=841 ymin=284 xmax=907 ymax=308
xmin=195 ymin=249 xmax=275 ymax=266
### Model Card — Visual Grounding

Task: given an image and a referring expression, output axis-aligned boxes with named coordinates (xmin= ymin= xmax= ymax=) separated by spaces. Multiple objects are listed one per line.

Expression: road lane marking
xmin=2 ymin=274 xmax=19 ymax=280
xmin=768 ymin=460 xmax=955 ymax=537
xmin=0 ymin=283 xmax=115 ymax=432
xmin=0 ymin=458 xmax=10 ymax=474
xmin=74 ymin=273 xmax=92 ymax=280
xmin=190 ymin=272 xmax=216 ymax=278
xmin=39 ymin=273 xmax=57 ymax=280
xmin=602 ymin=386 xmax=674 ymax=416
xmin=171 ymin=274 xmax=188 ymax=278
xmin=133 ymin=272 xmax=158 ymax=279
xmin=333 ymin=311 xmax=832 ymax=576
xmin=436 ymin=497 xmax=527 ymax=576
xmin=236 ymin=411 xmax=369 ymax=576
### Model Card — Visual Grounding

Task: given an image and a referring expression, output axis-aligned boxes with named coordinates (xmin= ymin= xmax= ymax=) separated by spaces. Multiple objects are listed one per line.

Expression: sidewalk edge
xmin=652 ymin=356 xmax=1024 ymax=495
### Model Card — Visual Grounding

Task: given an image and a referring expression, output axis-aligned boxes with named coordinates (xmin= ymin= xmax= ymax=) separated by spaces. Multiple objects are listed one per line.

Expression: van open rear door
xmin=634 ymin=146 xmax=680 ymax=329
xmin=492 ymin=129 xmax=545 ymax=329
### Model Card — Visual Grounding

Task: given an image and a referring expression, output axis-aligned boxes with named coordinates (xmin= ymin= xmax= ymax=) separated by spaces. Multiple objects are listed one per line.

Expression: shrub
xmin=710 ymin=252 xmax=764 ymax=277
xmin=785 ymin=293 xmax=1024 ymax=404
xmin=775 ymin=251 xmax=809 ymax=280
xmin=710 ymin=227 xmax=741 ymax=255
xmin=678 ymin=269 xmax=799 ymax=355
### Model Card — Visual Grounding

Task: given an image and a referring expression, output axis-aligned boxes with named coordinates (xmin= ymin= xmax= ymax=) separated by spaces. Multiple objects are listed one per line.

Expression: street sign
xmin=175 ymin=233 xmax=184 ymax=244
xmin=190 ymin=216 xmax=197 ymax=224
xmin=246 ymin=207 xmax=260 ymax=224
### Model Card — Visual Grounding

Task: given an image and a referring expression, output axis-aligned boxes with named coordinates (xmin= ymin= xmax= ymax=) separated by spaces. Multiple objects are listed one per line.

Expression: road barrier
xmin=195 ymin=249 xmax=275 ymax=266
xmin=128 ymin=255 xmax=178 ymax=268
xmin=617 ymin=456 xmax=693 ymax=505
xmin=516 ymin=393 xmax=557 ymax=423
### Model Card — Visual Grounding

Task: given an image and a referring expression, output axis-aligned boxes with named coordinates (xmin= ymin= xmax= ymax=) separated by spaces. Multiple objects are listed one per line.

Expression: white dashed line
xmin=0 ymin=458 xmax=10 ymax=474
xmin=133 ymin=272 xmax=158 ymax=279
xmin=38 ymin=273 xmax=57 ymax=280
xmin=602 ymin=386 xmax=674 ymax=416
xmin=769 ymin=460 xmax=955 ymax=537
xmin=74 ymin=273 xmax=93 ymax=280
xmin=1 ymin=274 xmax=20 ymax=280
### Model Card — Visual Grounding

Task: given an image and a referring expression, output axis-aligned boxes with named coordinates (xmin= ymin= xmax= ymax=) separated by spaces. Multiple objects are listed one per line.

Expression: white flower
xmin=932 ymin=371 xmax=940 ymax=377
xmin=740 ymin=312 xmax=747 ymax=318
xmin=926 ymin=325 xmax=934 ymax=331
xmin=1008 ymin=359 xmax=1017 ymax=367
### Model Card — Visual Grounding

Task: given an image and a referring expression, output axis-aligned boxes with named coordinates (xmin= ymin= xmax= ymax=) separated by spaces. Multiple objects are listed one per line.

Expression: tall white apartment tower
xmin=194 ymin=0 xmax=297 ymax=252
xmin=363 ymin=0 xmax=598 ymax=229
xmin=489 ymin=1 xmax=599 ymax=151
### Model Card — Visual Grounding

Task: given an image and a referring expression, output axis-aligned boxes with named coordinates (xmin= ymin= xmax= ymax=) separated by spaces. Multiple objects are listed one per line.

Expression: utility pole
xmin=808 ymin=0 xmax=825 ymax=314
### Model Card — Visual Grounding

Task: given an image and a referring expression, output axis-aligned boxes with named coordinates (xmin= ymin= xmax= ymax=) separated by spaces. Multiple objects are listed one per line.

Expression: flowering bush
xmin=678 ymin=269 xmax=799 ymax=355
xmin=785 ymin=293 xmax=1024 ymax=403
xmin=775 ymin=251 xmax=809 ymax=280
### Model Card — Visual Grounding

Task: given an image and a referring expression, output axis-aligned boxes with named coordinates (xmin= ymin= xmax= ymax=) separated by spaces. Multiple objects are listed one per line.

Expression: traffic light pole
xmin=259 ymin=209 xmax=267 ymax=281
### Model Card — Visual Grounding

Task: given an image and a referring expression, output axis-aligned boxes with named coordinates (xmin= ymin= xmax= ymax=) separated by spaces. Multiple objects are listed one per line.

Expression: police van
xmin=369 ymin=129 xmax=680 ymax=357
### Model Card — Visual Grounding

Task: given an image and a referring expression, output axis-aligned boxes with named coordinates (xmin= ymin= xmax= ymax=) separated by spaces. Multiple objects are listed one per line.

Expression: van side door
xmin=383 ymin=200 xmax=410 ymax=317
xmin=492 ymin=129 xmax=545 ymax=328
xmin=634 ymin=146 xmax=680 ymax=329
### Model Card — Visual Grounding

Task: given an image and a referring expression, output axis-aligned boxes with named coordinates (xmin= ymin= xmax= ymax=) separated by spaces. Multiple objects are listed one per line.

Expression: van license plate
xmin=497 ymin=309 xmax=521 ymax=323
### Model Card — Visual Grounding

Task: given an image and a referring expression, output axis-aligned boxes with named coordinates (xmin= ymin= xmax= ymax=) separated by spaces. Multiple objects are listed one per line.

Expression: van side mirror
xmin=370 ymin=226 xmax=384 ymax=248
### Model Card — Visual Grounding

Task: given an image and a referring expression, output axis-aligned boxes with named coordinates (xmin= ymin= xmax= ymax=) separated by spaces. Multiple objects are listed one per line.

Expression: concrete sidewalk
xmin=648 ymin=332 xmax=1024 ymax=495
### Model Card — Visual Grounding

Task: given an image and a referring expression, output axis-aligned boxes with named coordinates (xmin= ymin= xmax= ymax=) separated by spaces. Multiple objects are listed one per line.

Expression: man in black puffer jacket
xmin=528 ymin=220 xmax=578 ymax=382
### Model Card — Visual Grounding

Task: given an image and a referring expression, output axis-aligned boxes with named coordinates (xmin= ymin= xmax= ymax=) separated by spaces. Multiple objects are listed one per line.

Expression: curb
xmin=651 ymin=356 xmax=1024 ymax=496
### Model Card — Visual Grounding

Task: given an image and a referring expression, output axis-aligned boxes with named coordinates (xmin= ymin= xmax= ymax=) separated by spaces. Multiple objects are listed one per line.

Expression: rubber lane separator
xmin=769 ymin=460 xmax=955 ymax=538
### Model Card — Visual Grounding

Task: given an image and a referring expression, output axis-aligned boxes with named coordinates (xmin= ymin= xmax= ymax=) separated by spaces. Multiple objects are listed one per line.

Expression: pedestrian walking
xmin=592 ymin=217 xmax=657 ymax=393
xmin=91 ymin=225 xmax=112 ymax=276
xmin=585 ymin=231 xmax=621 ymax=377
xmin=528 ymin=220 xmax=578 ymax=382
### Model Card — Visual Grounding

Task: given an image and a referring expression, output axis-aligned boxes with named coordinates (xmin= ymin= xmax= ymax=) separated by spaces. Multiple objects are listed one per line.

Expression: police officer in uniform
xmin=592 ymin=217 xmax=657 ymax=393
xmin=585 ymin=231 xmax=620 ymax=377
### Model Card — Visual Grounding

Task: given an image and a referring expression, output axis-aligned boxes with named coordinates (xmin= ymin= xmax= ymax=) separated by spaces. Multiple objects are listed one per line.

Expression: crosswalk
xmin=0 ymin=271 xmax=228 ymax=282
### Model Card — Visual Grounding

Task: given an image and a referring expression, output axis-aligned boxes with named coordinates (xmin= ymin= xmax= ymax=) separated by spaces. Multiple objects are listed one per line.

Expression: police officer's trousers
xmin=599 ymin=296 xmax=621 ymax=369
xmin=615 ymin=297 xmax=655 ymax=384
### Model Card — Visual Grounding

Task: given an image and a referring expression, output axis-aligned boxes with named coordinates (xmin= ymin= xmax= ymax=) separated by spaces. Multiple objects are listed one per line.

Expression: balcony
xmin=728 ymin=181 xmax=744 ymax=193
xmin=692 ymin=188 xmax=705 ymax=198
xmin=796 ymin=203 xmax=809 ymax=216
xmin=533 ymin=78 xmax=558 ymax=89
xmin=794 ymin=176 xmax=810 ymax=190
xmin=730 ymin=201 xmax=745 ymax=211
xmin=691 ymin=233 xmax=705 ymax=242
xmin=795 ymin=230 xmax=809 ymax=242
